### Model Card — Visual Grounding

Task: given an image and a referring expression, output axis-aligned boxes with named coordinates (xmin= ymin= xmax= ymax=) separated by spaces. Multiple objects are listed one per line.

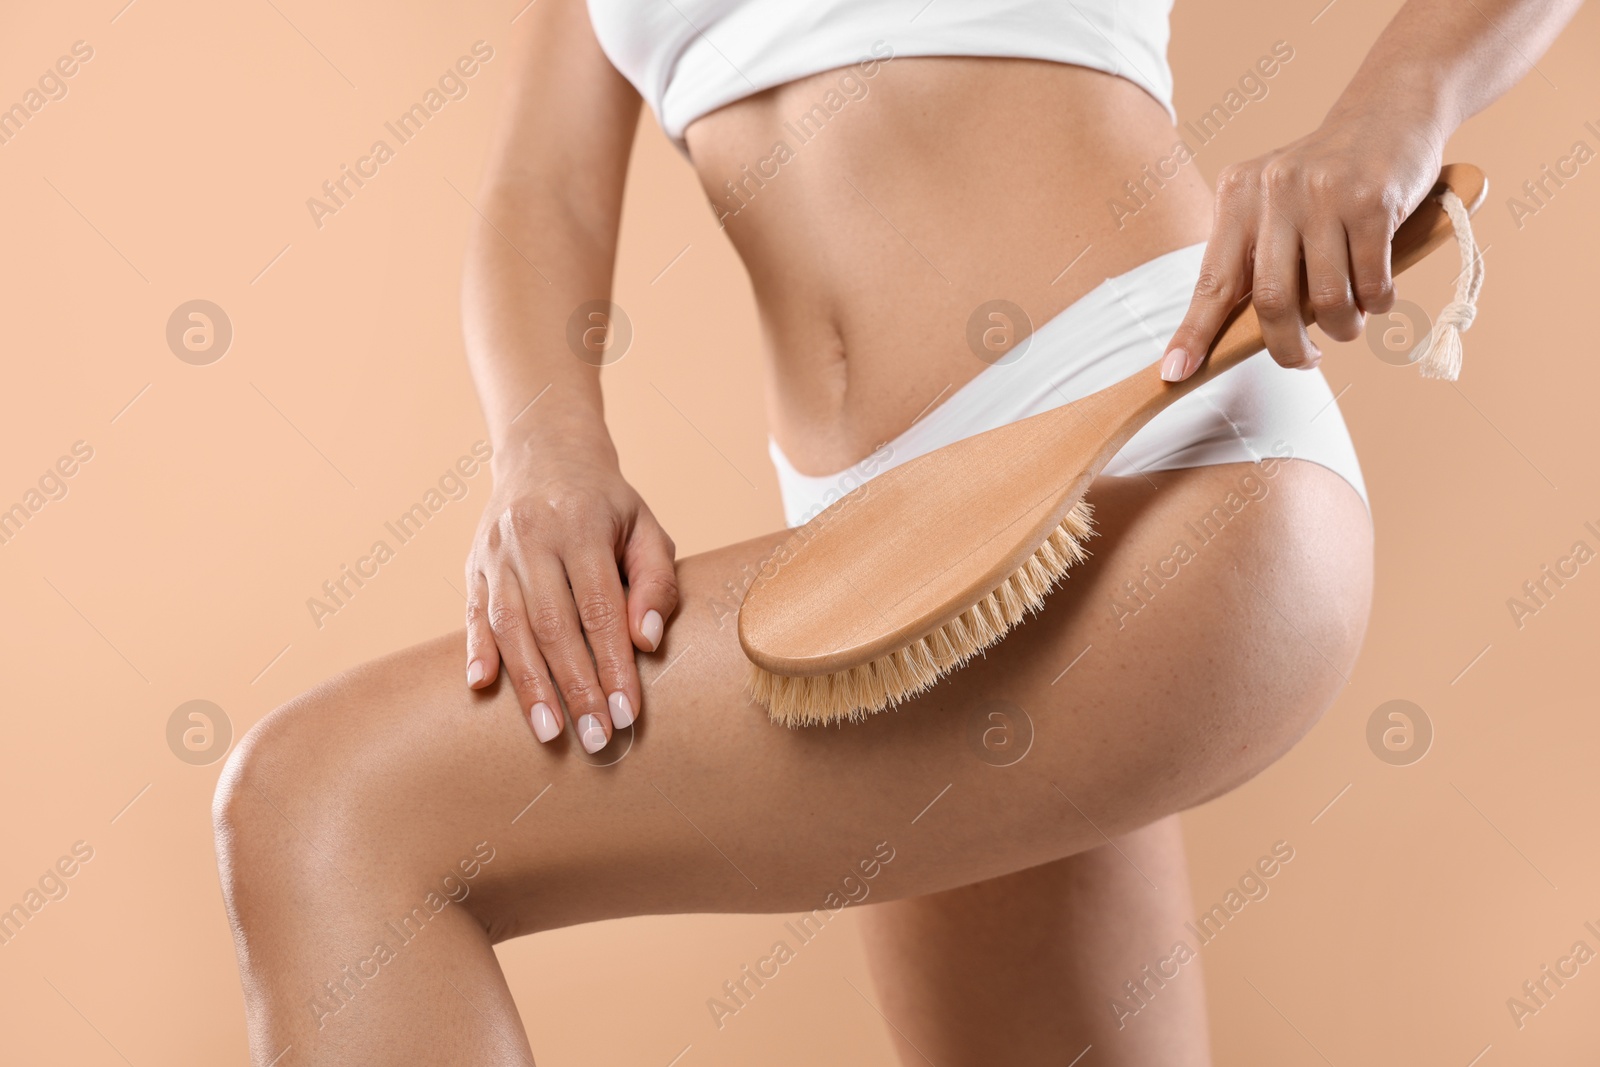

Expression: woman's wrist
xmin=1325 ymin=94 xmax=1453 ymax=159
xmin=490 ymin=408 xmax=620 ymax=483
xmin=1323 ymin=50 xmax=1465 ymax=155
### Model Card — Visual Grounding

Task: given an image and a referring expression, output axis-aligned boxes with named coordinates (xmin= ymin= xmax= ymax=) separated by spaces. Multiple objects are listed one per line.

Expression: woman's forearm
xmin=452 ymin=3 xmax=669 ymax=745
xmin=1326 ymin=0 xmax=1583 ymax=138
xmin=461 ymin=192 xmax=623 ymax=476
xmin=460 ymin=0 xmax=641 ymax=478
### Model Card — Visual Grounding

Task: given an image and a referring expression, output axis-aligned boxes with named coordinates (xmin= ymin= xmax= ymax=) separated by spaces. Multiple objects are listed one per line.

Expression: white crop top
xmin=585 ymin=0 xmax=1177 ymax=148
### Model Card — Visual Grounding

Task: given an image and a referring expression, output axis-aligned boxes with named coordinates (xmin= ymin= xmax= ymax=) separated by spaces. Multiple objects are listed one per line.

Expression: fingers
xmin=623 ymin=511 xmax=679 ymax=653
xmin=1252 ymin=210 xmax=1320 ymax=369
xmin=464 ymin=494 xmax=673 ymax=754
xmin=567 ymin=547 xmax=641 ymax=735
xmin=521 ymin=554 xmax=614 ymax=754
xmin=485 ymin=567 xmax=566 ymax=744
xmin=1303 ymin=225 xmax=1363 ymax=343
xmin=1162 ymin=169 xmax=1253 ymax=382
xmin=1165 ymin=154 xmax=1416 ymax=379
xmin=464 ymin=569 xmax=500 ymax=690
xmin=1347 ymin=208 xmax=1397 ymax=317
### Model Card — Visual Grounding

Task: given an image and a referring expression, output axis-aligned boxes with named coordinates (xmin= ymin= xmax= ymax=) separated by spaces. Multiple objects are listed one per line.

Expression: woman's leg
xmin=213 ymin=461 xmax=1370 ymax=1065
xmin=859 ymin=816 xmax=1210 ymax=1067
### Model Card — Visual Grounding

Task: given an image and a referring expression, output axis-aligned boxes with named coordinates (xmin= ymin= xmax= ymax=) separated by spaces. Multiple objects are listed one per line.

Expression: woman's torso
xmin=684 ymin=57 xmax=1213 ymax=473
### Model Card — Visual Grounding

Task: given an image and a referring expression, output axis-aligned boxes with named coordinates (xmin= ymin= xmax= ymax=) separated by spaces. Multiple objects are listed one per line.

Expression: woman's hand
xmin=1161 ymin=106 xmax=1448 ymax=381
xmin=464 ymin=440 xmax=678 ymax=752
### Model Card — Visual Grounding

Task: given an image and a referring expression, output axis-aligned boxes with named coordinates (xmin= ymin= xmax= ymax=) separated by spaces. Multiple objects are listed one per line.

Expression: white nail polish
xmin=530 ymin=702 xmax=561 ymax=743
xmin=1160 ymin=348 xmax=1188 ymax=381
xmin=578 ymin=714 xmax=607 ymax=753
xmin=467 ymin=660 xmax=486 ymax=687
xmin=609 ymin=691 xmax=634 ymax=729
xmin=641 ymin=609 xmax=664 ymax=651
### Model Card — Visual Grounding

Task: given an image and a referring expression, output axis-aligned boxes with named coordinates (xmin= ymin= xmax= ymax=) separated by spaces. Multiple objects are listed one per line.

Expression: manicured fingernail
xmin=609 ymin=691 xmax=634 ymax=729
xmin=466 ymin=660 xmax=486 ymax=687
xmin=578 ymin=714 xmax=607 ymax=753
xmin=530 ymin=702 xmax=561 ymax=743
xmin=1160 ymin=348 xmax=1188 ymax=381
xmin=641 ymin=609 xmax=664 ymax=651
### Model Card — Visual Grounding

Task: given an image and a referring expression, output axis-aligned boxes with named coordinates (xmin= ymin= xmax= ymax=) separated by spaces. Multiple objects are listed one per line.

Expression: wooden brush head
xmin=739 ymin=408 xmax=1110 ymax=679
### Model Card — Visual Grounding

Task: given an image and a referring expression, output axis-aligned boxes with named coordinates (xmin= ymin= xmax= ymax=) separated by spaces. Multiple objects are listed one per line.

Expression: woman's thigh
xmin=859 ymin=815 xmax=1210 ymax=1067
xmin=216 ymin=460 xmax=1371 ymax=945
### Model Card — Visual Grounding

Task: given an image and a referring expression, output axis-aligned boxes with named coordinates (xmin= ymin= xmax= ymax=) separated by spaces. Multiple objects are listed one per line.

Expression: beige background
xmin=2 ymin=0 xmax=1597 ymax=1062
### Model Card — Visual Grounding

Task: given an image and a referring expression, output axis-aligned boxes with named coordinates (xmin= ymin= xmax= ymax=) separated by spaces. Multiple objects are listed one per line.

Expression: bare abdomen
xmin=685 ymin=56 xmax=1215 ymax=472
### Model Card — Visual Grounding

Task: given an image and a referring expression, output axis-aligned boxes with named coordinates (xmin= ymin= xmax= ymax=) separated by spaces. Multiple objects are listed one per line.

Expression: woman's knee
xmin=212 ymin=678 xmax=380 ymax=917
xmin=212 ymin=644 xmax=523 ymax=923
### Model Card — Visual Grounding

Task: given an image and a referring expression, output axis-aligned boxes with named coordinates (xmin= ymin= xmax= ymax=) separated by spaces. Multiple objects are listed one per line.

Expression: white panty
xmin=768 ymin=242 xmax=1367 ymax=529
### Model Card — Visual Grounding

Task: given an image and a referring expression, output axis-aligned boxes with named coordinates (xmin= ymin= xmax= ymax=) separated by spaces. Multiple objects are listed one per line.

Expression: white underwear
xmin=768 ymin=242 xmax=1367 ymax=529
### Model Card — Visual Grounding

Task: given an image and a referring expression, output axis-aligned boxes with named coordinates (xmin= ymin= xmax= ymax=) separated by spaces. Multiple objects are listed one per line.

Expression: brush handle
xmin=1082 ymin=163 xmax=1487 ymax=428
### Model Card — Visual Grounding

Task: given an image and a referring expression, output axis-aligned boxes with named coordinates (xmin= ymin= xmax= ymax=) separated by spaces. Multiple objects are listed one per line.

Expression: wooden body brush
xmin=740 ymin=163 xmax=1487 ymax=726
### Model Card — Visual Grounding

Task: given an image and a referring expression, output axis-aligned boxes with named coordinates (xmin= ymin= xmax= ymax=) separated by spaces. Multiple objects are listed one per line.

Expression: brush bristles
xmin=748 ymin=501 xmax=1096 ymax=726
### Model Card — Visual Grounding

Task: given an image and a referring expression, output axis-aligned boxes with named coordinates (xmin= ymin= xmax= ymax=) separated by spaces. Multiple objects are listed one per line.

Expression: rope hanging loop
xmin=1413 ymin=187 xmax=1484 ymax=381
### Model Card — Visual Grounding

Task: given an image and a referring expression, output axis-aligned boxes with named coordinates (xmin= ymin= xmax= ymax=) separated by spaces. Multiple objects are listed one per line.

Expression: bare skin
xmin=217 ymin=463 xmax=1367 ymax=1064
xmin=215 ymin=0 xmax=1582 ymax=1062
xmin=686 ymin=54 xmax=1212 ymax=470
xmin=861 ymin=816 xmax=1212 ymax=1065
